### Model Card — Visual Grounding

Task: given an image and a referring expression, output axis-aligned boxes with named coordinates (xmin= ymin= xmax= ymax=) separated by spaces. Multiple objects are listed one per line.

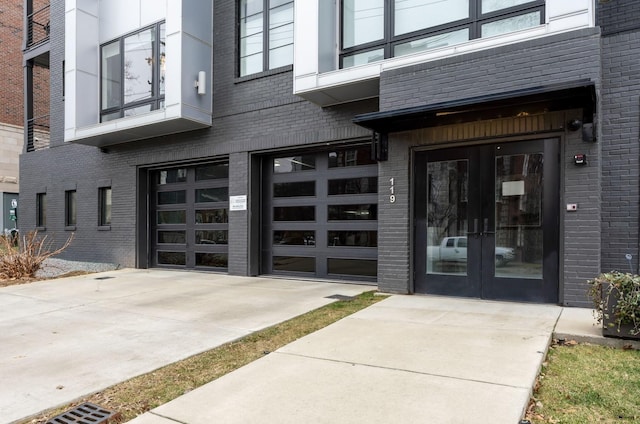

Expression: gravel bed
xmin=36 ymin=258 xmax=121 ymax=279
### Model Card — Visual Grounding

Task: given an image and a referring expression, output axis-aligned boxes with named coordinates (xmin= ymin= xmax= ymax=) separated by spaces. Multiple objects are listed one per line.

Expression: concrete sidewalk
xmin=0 ymin=269 xmax=374 ymax=424
xmin=128 ymin=296 xmax=564 ymax=424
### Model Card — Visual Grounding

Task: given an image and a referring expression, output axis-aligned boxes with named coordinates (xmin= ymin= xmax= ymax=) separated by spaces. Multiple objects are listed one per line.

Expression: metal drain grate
xmin=325 ymin=294 xmax=355 ymax=301
xmin=46 ymin=403 xmax=118 ymax=424
xmin=94 ymin=276 xmax=115 ymax=280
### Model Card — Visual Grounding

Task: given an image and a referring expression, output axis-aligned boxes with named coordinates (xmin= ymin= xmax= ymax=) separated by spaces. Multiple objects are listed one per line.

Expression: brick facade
xmin=17 ymin=0 xmax=640 ymax=307
xmin=0 ymin=0 xmax=23 ymax=127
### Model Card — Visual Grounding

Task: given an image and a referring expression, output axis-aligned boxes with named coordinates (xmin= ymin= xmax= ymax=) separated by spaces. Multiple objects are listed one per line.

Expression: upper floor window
xmin=239 ymin=0 xmax=294 ymax=76
xmin=340 ymin=0 xmax=544 ymax=68
xmin=101 ymin=22 xmax=166 ymax=122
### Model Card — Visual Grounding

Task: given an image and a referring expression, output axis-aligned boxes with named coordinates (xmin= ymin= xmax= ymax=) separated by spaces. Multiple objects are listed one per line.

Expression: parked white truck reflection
xmin=427 ymin=236 xmax=515 ymax=268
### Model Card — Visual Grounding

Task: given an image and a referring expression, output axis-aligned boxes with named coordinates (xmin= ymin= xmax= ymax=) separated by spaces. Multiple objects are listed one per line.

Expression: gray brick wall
xmin=599 ymin=29 xmax=640 ymax=275
xmin=562 ymin=126 xmax=601 ymax=307
xmin=19 ymin=0 xmax=375 ymax=267
xmin=380 ymin=28 xmax=601 ymax=112
xmin=376 ymin=29 xmax=603 ymax=304
xmin=597 ymin=0 xmax=640 ymax=36
xmin=377 ymin=136 xmax=412 ymax=294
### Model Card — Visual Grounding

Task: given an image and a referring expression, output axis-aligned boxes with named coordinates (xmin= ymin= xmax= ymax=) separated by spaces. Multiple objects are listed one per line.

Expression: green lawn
xmin=528 ymin=343 xmax=640 ymax=423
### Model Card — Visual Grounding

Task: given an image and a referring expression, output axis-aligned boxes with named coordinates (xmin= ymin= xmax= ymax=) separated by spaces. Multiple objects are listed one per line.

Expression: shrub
xmin=588 ymin=271 xmax=640 ymax=336
xmin=0 ymin=231 xmax=74 ymax=280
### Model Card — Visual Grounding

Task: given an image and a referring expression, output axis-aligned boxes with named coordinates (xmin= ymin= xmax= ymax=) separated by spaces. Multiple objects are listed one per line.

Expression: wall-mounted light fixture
xmin=567 ymin=119 xmax=582 ymax=132
xmin=567 ymin=118 xmax=596 ymax=143
xmin=195 ymin=71 xmax=206 ymax=95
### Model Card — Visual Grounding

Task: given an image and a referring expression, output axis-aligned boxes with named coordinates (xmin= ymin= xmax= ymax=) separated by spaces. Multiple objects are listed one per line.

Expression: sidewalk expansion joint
xmin=149 ymin=411 xmax=189 ymax=424
xmin=274 ymin=351 xmax=532 ymax=390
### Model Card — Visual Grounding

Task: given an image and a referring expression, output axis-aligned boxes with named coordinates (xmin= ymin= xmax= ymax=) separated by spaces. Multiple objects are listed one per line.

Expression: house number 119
xmin=389 ymin=178 xmax=396 ymax=203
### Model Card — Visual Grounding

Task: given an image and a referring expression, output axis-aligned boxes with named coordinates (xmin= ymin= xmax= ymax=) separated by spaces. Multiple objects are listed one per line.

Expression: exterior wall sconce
xmin=567 ymin=118 xmax=596 ymax=143
xmin=567 ymin=119 xmax=582 ymax=131
xmin=195 ymin=71 xmax=206 ymax=95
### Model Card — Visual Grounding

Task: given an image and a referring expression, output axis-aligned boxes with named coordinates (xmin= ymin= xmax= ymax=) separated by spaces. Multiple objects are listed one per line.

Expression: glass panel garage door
xmin=150 ymin=162 xmax=229 ymax=269
xmin=262 ymin=145 xmax=378 ymax=281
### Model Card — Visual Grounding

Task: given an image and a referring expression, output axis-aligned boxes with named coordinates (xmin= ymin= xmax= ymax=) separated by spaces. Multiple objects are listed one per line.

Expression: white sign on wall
xmin=229 ymin=195 xmax=247 ymax=211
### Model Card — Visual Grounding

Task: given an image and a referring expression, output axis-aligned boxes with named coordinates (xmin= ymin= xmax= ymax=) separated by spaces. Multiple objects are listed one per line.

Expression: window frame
xmin=339 ymin=0 xmax=545 ymax=68
xmin=99 ymin=187 xmax=112 ymax=227
xmin=65 ymin=190 xmax=77 ymax=228
xmin=238 ymin=0 xmax=295 ymax=77
xmin=99 ymin=21 xmax=166 ymax=122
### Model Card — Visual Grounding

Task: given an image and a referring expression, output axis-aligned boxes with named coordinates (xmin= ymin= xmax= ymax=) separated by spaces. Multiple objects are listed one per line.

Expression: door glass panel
xmin=328 ymin=204 xmax=377 ymax=220
xmin=157 ymin=210 xmax=186 ymax=224
xmin=196 ymin=253 xmax=228 ymax=267
xmin=273 ymin=155 xmax=316 ymax=173
xmin=328 ymin=177 xmax=378 ymax=195
xmin=196 ymin=164 xmax=229 ymax=180
xmin=196 ymin=187 xmax=229 ymax=203
xmin=195 ymin=230 xmax=228 ymax=245
xmin=273 ymin=256 xmax=316 ymax=272
xmin=426 ymin=160 xmax=468 ymax=276
xmin=158 ymin=251 xmax=186 ymax=265
xmin=328 ymin=146 xmax=376 ymax=167
xmin=158 ymin=231 xmax=186 ymax=244
xmin=196 ymin=209 xmax=228 ymax=223
xmin=328 ymin=231 xmax=377 ymax=247
xmin=274 ymin=231 xmax=316 ymax=245
xmin=328 ymin=258 xmax=377 ymax=277
xmin=274 ymin=206 xmax=315 ymax=221
xmin=158 ymin=190 xmax=186 ymax=205
xmin=273 ymin=181 xmax=315 ymax=197
xmin=156 ymin=168 xmax=187 ymax=184
xmin=495 ymin=153 xmax=543 ymax=279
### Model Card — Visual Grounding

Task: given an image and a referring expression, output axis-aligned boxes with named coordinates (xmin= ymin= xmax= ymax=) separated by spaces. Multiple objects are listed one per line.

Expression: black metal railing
xmin=26 ymin=115 xmax=50 ymax=152
xmin=26 ymin=4 xmax=50 ymax=48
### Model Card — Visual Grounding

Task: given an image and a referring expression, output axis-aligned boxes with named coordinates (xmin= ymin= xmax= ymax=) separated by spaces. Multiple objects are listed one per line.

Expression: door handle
xmin=483 ymin=218 xmax=495 ymax=235
xmin=467 ymin=218 xmax=480 ymax=236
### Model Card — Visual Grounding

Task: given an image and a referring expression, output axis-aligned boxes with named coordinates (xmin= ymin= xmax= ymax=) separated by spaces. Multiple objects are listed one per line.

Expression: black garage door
xmin=150 ymin=162 xmax=229 ymax=269
xmin=262 ymin=145 xmax=378 ymax=281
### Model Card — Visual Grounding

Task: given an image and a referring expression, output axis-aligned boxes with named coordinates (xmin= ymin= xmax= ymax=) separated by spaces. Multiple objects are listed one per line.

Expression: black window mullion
xmin=340 ymin=0 xmax=546 ymax=69
xmin=263 ymin=0 xmax=269 ymax=71
xmin=386 ymin=0 xmax=393 ymax=59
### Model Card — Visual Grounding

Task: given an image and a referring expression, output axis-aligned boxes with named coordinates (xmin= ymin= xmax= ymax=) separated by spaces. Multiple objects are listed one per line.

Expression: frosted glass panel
xmin=342 ymin=0 xmax=384 ymax=48
xmin=482 ymin=0 xmax=533 ymax=14
xmin=395 ymin=0 xmax=469 ymax=36
xmin=342 ymin=49 xmax=384 ymax=68
xmin=395 ymin=29 xmax=469 ymax=57
xmin=481 ymin=11 xmax=540 ymax=37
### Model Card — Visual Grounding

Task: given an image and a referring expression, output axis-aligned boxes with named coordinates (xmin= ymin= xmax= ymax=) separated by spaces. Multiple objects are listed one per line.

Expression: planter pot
xmin=602 ymin=283 xmax=640 ymax=340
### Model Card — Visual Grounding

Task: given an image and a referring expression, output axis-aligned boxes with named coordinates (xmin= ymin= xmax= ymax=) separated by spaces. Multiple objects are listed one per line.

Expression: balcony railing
xmin=26 ymin=4 xmax=50 ymax=48
xmin=26 ymin=115 xmax=50 ymax=152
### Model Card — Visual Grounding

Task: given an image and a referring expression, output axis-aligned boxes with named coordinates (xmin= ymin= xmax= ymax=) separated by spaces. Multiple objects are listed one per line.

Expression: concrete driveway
xmin=0 ymin=269 xmax=374 ymax=424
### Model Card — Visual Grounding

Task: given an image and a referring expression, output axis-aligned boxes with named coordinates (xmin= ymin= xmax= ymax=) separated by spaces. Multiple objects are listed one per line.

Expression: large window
xmin=239 ymin=0 xmax=294 ymax=76
xmin=101 ymin=22 xmax=166 ymax=122
xmin=340 ymin=0 xmax=544 ymax=68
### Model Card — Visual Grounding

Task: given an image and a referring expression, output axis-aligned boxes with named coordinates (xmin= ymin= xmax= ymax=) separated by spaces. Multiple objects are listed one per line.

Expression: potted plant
xmin=588 ymin=271 xmax=640 ymax=340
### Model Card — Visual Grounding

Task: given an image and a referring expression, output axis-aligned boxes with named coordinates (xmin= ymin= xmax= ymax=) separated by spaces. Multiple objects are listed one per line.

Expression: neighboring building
xmin=0 ymin=0 xmax=26 ymax=234
xmin=19 ymin=0 xmax=640 ymax=306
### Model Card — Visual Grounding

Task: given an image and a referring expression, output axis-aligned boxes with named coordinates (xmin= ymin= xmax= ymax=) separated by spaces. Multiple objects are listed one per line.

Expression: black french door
xmin=414 ymin=139 xmax=559 ymax=303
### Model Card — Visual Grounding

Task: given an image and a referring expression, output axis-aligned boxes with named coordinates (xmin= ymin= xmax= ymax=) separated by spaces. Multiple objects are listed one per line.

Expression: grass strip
xmin=527 ymin=343 xmax=640 ymax=423
xmin=22 ymin=290 xmax=385 ymax=423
